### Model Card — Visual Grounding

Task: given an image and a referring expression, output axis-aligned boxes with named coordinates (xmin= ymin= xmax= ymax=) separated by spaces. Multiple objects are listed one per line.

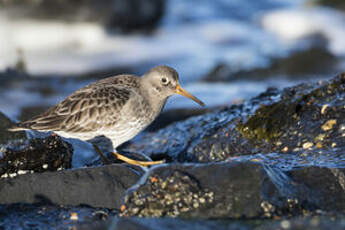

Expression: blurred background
xmin=1 ymin=0 xmax=345 ymax=122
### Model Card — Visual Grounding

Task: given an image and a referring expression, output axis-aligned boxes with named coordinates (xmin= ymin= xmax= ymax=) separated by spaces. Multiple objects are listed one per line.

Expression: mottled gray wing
xmin=18 ymin=85 xmax=131 ymax=133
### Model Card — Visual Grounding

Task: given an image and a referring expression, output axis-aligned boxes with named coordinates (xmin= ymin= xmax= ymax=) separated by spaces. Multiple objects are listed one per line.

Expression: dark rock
xmin=106 ymin=0 xmax=165 ymax=33
xmin=257 ymin=216 xmax=345 ymax=230
xmin=2 ymin=204 xmax=345 ymax=230
xmin=120 ymin=161 xmax=345 ymax=219
xmin=0 ymin=0 xmax=165 ymax=32
xmin=203 ymin=44 xmax=338 ymax=82
xmin=0 ymin=68 xmax=30 ymax=82
xmin=121 ymin=162 xmax=308 ymax=218
xmin=288 ymin=166 xmax=345 ymax=212
xmin=237 ymin=74 xmax=345 ymax=155
xmin=202 ymin=63 xmax=235 ymax=82
xmin=124 ymin=72 xmax=345 ymax=163
xmin=0 ymin=135 xmax=73 ymax=178
xmin=315 ymin=0 xmax=345 ymax=11
xmin=83 ymin=216 xmax=345 ymax=230
xmin=0 ymin=164 xmax=142 ymax=209
xmin=244 ymin=42 xmax=337 ymax=77
xmin=0 ymin=203 xmax=116 ymax=230
xmin=0 ymin=111 xmax=26 ymax=145
xmin=87 ymin=217 xmax=251 ymax=230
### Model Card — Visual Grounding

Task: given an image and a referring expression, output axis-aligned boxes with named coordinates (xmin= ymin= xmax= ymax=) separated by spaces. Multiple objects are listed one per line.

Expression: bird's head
xmin=142 ymin=65 xmax=205 ymax=106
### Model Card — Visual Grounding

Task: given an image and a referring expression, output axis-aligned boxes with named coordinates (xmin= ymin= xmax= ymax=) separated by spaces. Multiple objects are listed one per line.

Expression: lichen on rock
xmin=121 ymin=170 xmax=214 ymax=217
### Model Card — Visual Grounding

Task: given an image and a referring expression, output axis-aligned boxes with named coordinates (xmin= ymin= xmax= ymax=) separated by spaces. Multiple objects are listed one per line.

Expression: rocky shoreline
xmin=1 ymin=73 xmax=345 ymax=229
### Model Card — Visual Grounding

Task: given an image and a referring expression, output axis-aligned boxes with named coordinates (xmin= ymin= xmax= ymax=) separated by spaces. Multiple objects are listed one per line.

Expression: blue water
xmin=0 ymin=0 xmax=345 ymax=117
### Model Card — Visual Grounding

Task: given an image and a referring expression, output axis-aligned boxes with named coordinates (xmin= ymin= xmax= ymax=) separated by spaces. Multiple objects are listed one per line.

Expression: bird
xmin=9 ymin=66 xmax=205 ymax=166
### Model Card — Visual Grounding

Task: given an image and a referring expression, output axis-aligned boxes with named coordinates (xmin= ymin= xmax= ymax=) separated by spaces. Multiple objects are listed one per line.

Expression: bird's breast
xmin=103 ymin=95 xmax=159 ymax=148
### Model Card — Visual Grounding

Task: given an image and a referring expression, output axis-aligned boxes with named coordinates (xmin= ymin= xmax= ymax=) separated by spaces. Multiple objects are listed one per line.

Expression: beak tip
xmin=175 ymin=85 xmax=205 ymax=107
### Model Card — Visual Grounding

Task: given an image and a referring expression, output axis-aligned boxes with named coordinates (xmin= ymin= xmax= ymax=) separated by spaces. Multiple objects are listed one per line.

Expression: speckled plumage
xmin=11 ymin=66 xmax=204 ymax=150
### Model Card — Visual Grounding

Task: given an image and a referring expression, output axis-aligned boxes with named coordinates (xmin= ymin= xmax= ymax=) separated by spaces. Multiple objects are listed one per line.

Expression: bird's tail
xmin=8 ymin=124 xmax=30 ymax=132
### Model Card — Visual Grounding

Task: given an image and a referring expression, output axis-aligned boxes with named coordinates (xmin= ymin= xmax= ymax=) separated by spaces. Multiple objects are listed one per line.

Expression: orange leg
xmin=92 ymin=144 xmax=164 ymax=167
xmin=112 ymin=152 xmax=165 ymax=167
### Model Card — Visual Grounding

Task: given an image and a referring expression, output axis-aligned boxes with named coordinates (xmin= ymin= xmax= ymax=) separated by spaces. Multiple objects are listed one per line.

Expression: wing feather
xmin=16 ymin=83 xmax=132 ymax=133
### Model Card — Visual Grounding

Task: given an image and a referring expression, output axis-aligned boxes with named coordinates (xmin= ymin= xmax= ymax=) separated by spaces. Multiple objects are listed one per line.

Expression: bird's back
xmin=9 ymin=74 xmax=155 ymax=146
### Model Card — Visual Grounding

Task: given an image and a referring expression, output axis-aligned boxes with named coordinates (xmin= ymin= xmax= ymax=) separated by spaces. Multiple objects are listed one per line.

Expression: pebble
xmin=280 ymin=220 xmax=291 ymax=229
xmin=70 ymin=212 xmax=78 ymax=221
xmin=316 ymin=142 xmax=323 ymax=149
xmin=321 ymin=104 xmax=329 ymax=115
xmin=282 ymin=147 xmax=289 ymax=152
xmin=310 ymin=217 xmax=320 ymax=227
xmin=1 ymin=173 xmax=8 ymax=178
xmin=315 ymin=134 xmax=326 ymax=141
xmin=322 ymin=119 xmax=337 ymax=131
xmin=302 ymin=142 xmax=314 ymax=149
xmin=9 ymin=173 xmax=17 ymax=178
xmin=17 ymin=170 xmax=28 ymax=175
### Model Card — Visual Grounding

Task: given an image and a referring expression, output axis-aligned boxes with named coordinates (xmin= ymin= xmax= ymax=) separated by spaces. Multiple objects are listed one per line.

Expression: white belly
xmin=55 ymin=117 xmax=150 ymax=149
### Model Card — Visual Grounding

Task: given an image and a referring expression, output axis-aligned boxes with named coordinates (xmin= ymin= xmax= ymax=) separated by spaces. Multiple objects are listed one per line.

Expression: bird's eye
xmin=161 ymin=77 xmax=169 ymax=85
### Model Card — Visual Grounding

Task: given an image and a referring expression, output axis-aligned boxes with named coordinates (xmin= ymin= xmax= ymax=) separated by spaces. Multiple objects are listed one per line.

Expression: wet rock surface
xmin=0 ymin=164 xmax=142 ymax=209
xmin=0 ymin=203 xmax=116 ymax=230
xmin=256 ymin=216 xmax=345 ymax=230
xmin=120 ymin=162 xmax=307 ymax=219
xmin=0 ymin=135 xmax=73 ymax=178
xmin=2 ymin=73 xmax=345 ymax=228
xmin=89 ymin=217 xmax=253 ymax=230
xmin=84 ymin=216 xmax=345 ymax=230
xmin=0 ymin=0 xmax=165 ymax=32
xmin=287 ymin=166 xmax=345 ymax=212
xmin=124 ymin=72 xmax=345 ymax=163
xmin=120 ymin=162 xmax=345 ymax=220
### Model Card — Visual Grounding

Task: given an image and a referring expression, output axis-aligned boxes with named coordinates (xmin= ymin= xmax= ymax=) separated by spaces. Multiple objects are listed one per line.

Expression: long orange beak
xmin=175 ymin=84 xmax=205 ymax=106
